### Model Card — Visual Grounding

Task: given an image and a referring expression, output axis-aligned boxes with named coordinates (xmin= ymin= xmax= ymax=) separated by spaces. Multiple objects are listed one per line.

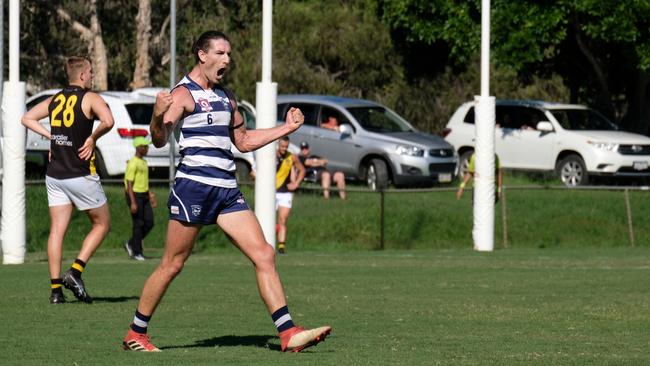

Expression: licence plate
xmin=633 ymin=161 xmax=648 ymax=171
xmin=438 ymin=173 xmax=452 ymax=182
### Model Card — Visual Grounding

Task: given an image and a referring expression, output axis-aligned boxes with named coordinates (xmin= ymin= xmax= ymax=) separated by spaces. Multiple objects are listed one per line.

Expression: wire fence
xmin=288 ymin=183 xmax=650 ymax=250
xmin=20 ymin=178 xmax=650 ymax=250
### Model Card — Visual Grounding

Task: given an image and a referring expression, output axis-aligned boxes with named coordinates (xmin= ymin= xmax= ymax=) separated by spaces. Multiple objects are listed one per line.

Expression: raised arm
xmin=21 ymin=97 xmax=53 ymax=139
xmin=231 ymin=107 xmax=304 ymax=153
xmin=78 ymin=92 xmax=115 ymax=161
xmin=150 ymin=88 xmax=189 ymax=148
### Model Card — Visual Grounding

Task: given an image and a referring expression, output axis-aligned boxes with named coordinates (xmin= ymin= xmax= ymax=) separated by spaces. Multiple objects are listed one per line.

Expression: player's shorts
xmin=275 ymin=192 xmax=294 ymax=209
xmin=168 ymin=178 xmax=249 ymax=225
xmin=45 ymin=174 xmax=107 ymax=210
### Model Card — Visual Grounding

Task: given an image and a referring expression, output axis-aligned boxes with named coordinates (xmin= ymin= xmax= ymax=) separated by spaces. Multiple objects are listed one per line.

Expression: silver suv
xmin=277 ymin=95 xmax=457 ymax=189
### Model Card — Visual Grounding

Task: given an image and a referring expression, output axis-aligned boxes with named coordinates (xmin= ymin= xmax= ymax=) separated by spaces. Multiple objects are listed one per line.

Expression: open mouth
xmin=217 ymin=67 xmax=226 ymax=77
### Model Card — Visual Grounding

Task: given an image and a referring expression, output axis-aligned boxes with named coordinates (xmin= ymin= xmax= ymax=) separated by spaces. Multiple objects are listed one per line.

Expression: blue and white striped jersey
xmin=174 ymin=75 xmax=237 ymax=188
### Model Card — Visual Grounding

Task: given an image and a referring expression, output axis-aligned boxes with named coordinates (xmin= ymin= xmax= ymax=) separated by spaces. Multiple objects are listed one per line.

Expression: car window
xmin=496 ymin=106 xmax=545 ymax=130
xmin=550 ymin=108 xmax=618 ymax=131
xmin=26 ymin=95 xmax=52 ymax=111
xmin=463 ymin=107 xmax=475 ymax=124
xmin=278 ymin=103 xmax=318 ymax=126
xmin=319 ymin=106 xmax=350 ymax=130
xmin=125 ymin=103 xmax=154 ymax=125
xmin=238 ymin=105 xmax=256 ymax=129
xmin=346 ymin=106 xmax=412 ymax=133
xmin=277 ymin=104 xmax=288 ymax=122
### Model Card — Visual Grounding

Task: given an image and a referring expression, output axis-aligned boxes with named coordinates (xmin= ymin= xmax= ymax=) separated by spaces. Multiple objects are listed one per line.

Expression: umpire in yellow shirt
xmin=124 ymin=136 xmax=157 ymax=260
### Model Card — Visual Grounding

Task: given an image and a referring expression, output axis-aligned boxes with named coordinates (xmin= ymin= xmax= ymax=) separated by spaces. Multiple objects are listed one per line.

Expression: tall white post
xmin=254 ymin=0 xmax=278 ymax=247
xmin=473 ymin=0 xmax=496 ymax=252
xmin=1 ymin=0 xmax=26 ymax=264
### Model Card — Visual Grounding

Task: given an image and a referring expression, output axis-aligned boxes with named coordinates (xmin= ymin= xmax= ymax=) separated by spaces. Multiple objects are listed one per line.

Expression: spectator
xmin=320 ymin=115 xmax=340 ymax=132
xmin=298 ymin=141 xmax=346 ymax=200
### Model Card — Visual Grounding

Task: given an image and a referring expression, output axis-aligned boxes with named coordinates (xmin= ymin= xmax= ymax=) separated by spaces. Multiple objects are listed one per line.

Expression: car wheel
xmin=556 ymin=154 xmax=588 ymax=187
xmin=235 ymin=160 xmax=252 ymax=184
xmin=366 ymin=158 xmax=389 ymax=191
xmin=459 ymin=150 xmax=474 ymax=178
xmin=93 ymin=150 xmax=109 ymax=178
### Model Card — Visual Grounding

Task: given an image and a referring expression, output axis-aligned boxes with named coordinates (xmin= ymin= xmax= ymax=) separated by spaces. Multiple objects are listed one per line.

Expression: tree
xmin=272 ymin=1 xmax=402 ymax=98
xmin=375 ymin=0 xmax=650 ymax=134
xmin=56 ymin=0 xmax=109 ymax=90
xmin=131 ymin=0 xmax=152 ymax=89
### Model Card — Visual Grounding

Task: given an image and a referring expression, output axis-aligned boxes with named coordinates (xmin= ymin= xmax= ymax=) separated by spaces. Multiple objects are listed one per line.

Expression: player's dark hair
xmin=192 ymin=31 xmax=230 ymax=63
xmin=280 ymin=136 xmax=290 ymax=142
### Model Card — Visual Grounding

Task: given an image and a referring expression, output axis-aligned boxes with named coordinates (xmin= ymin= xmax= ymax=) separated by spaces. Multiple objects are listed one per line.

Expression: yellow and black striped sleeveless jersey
xmin=276 ymin=152 xmax=294 ymax=193
xmin=46 ymin=85 xmax=96 ymax=179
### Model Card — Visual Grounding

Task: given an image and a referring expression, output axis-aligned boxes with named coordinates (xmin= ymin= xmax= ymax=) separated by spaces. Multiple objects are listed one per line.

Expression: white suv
xmin=444 ymin=100 xmax=650 ymax=186
xmin=25 ymin=88 xmax=255 ymax=180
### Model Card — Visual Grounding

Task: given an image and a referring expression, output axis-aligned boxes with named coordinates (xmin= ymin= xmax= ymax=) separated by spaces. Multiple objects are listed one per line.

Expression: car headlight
xmin=587 ymin=141 xmax=619 ymax=152
xmin=395 ymin=144 xmax=424 ymax=157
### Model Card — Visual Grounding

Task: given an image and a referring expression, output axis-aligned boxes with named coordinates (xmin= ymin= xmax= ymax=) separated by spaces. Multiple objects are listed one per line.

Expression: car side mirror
xmin=536 ymin=121 xmax=554 ymax=132
xmin=339 ymin=123 xmax=353 ymax=137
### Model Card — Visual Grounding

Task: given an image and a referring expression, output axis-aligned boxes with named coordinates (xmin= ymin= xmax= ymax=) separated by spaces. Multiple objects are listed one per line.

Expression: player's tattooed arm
xmin=233 ymin=107 xmax=305 ymax=152
xmin=150 ymin=89 xmax=190 ymax=148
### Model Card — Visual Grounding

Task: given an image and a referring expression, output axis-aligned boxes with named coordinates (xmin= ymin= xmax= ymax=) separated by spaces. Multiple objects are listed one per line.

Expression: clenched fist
xmin=285 ymin=107 xmax=304 ymax=131
xmin=154 ymin=91 xmax=173 ymax=119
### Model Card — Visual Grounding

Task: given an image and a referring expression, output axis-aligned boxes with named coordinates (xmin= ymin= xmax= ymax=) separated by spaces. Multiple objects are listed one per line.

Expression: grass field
xmin=1 ymin=248 xmax=650 ymax=365
xmin=23 ymin=179 xmax=650 ymax=252
xmin=9 ymin=173 xmax=650 ymax=364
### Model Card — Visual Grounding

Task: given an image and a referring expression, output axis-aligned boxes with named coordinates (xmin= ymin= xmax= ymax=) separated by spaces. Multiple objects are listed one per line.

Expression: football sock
xmin=50 ymin=278 xmax=63 ymax=294
xmin=131 ymin=310 xmax=151 ymax=334
xmin=271 ymin=305 xmax=295 ymax=333
xmin=278 ymin=242 xmax=285 ymax=250
xmin=70 ymin=258 xmax=86 ymax=277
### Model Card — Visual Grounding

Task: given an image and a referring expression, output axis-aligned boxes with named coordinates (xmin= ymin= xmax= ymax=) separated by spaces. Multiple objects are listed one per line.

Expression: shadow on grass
xmin=91 ymin=296 xmax=140 ymax=303
xmin=161 ymin=335 xmax=279 ymax=351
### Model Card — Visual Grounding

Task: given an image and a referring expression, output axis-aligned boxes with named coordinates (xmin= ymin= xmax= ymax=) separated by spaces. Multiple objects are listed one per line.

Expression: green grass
xmin=1 ymin=248 xmax=650 ymax=365
xmin=23 ymin=177 xmax=650 ymax=253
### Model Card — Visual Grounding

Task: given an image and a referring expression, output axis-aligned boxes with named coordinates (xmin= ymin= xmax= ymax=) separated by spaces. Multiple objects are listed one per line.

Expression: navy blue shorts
xmin=168 ymin=178 xmax=249 ymax=225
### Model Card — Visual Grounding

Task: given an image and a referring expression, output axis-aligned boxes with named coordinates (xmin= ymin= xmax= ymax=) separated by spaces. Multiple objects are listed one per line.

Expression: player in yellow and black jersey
xmin=21 ymin=56 xmax=114 ymax=304
xmin=275 ymin=136 xmax=305 ymax=253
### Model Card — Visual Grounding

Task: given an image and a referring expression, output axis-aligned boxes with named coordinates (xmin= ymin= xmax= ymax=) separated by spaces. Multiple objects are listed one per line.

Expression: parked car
xmin=274 ymin=95 xmax=457 ymax=189
xmin=25 ymin=88 xmax=256 ymax=181
xmin=444 ymin=100 xmax=650 ymax=186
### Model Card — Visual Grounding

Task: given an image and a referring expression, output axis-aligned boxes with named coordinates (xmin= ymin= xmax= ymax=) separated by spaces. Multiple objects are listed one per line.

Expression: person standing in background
xmin=124 ymin=136 xmax=157 ymax=261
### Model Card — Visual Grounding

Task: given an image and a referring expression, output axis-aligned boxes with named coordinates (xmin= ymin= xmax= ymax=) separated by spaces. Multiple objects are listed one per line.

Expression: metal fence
xmin=292 ymin=183 xmax=650 ymax=250
xmin=20 ymin=179 xmax=650 ymax=250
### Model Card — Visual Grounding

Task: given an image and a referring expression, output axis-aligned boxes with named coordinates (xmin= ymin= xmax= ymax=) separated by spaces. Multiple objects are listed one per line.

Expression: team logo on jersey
xmin=170 ymin=206 xmax=179 ymax=215
xmin=198 ymin=98 xmax=212 ymax=112
xmin=219 ymin=96 xmax=230 ymax=110
xmin=191 ymin=205 xmax=202 ymax=217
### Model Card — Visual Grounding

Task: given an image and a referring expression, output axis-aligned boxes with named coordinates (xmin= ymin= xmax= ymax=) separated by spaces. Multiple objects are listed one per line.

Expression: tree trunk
xmin=89 ymin=0 xmax=108 ymax=90
xmin=56 ymin=0 xmax=108 ymax=90
xmin=622 ymin=71 xmax=650 ymax=135
xmin=574 ymin=28 xmax=615 ymax=120
xmin=131 ymin=0 xmax=152 ymax=89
